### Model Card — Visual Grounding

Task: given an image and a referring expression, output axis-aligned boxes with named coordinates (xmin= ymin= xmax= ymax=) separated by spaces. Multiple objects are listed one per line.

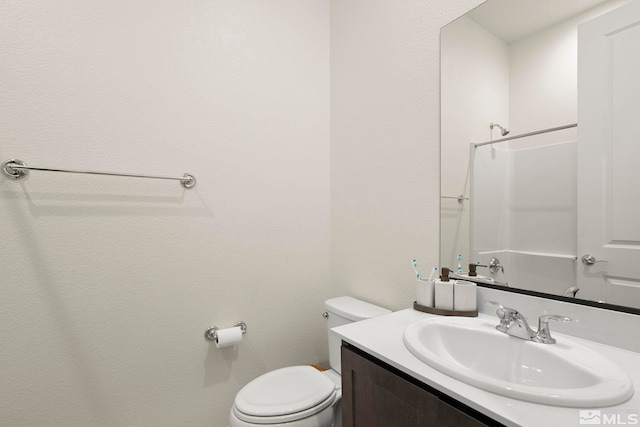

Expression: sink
xmin=403 ymin=316 xmax=634 ymax=407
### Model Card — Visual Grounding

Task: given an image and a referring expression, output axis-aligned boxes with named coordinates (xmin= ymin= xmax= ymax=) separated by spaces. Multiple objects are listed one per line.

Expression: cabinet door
xmin=341 ymin=345 xmax=492 ymax=427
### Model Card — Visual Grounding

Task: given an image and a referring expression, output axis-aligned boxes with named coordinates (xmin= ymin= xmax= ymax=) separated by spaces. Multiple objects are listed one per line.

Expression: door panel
xmin=577 ymin=0 xmax=640 ymax=307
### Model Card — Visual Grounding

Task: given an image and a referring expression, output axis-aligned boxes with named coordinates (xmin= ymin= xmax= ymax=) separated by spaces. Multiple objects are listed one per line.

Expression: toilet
xmin=229 ymin=296 xmax=391 ymax=427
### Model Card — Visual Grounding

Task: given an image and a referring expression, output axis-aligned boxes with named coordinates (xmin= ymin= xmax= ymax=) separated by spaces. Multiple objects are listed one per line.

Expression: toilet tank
xmin=325 ymin=296 xmax=391 ymax=374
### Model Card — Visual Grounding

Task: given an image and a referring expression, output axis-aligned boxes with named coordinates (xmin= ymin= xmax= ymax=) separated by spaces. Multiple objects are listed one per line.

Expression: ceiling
xmin=466 ymin=0 xmax=612 ymax=43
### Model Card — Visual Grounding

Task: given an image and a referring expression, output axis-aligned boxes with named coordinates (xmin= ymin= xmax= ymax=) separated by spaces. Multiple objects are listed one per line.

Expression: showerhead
xmin=490 ymin=123 xmax=510 ymax=136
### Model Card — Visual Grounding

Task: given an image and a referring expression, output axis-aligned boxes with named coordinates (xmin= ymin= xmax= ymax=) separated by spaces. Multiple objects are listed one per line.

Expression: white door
xmin=577 ymin=0 xmax=640 ymax=307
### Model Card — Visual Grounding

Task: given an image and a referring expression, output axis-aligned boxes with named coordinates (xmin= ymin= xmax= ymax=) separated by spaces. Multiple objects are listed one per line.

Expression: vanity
xmin=333 ymin=289 xmax=640 ymax=427
xmin=341 ymin=342 xmax=496 ymax=426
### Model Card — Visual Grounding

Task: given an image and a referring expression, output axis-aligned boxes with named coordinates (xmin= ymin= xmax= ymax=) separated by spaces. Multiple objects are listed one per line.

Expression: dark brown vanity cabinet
xmin=341 ymin=344 xmax=504 ymax=427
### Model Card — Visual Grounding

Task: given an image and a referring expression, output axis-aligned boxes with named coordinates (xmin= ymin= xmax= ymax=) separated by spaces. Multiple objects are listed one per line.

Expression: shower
xmin=490 ymin=123 xmax=510 ymax=136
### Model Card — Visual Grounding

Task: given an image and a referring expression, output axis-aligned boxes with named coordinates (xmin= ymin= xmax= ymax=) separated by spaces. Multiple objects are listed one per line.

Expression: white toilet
xmin=229 ymin=296 xmax=391 ymax=427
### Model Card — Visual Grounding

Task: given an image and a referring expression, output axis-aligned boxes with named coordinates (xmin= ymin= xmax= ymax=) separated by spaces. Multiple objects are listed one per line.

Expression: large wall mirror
xmin=440 ymin=0 xmax=640 ymax=311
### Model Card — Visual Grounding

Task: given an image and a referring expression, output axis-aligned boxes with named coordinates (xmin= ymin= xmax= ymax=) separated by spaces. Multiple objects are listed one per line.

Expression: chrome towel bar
xmin=2 ymin=159 xmax=196 ymax=189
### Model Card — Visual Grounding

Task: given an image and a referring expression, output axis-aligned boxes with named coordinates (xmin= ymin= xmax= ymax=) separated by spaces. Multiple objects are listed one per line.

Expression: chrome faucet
xmin=485 ymin=301 xmax=571 ymax=344
xmin=536 ymin=314 xmax=572 ymax=344
xmin=488 ymin=257 xmax=504 ymax=274
xmin=562 ymin=286 xmax=580 ymax=298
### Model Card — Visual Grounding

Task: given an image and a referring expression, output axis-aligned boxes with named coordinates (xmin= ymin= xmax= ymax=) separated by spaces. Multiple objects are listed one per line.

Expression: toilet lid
xmin=234 ymin=366 xmax=336 ymax=418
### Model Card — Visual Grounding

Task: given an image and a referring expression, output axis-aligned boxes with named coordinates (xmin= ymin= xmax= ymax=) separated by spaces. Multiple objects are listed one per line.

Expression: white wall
xmin=330 ymin=0 xmax=483 ymax=309
xmin=0 ymin=1 xmax=330 ymax=425
xmin=0 ymin=0 xmax=486 ymax=425
xmin=440 ymin=15 xmax=509 ymax=269
xmin=509 ymin=16 xmax=578 ymax=138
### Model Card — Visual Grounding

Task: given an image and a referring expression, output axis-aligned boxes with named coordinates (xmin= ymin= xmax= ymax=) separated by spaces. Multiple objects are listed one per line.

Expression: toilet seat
xmin=233 ymin=366 xmax=337 ymax=425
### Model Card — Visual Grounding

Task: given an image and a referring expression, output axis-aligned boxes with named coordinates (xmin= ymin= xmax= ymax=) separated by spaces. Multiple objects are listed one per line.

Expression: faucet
xmin=562 ymin=286 xmax=580 ymax=298
xmin=488 ymin=257 xmax=504 ymax=274
xmin=485 ymin=301 xmax=571 ymax=344
xmin=536 ymin=314 xmax=572 ymax=344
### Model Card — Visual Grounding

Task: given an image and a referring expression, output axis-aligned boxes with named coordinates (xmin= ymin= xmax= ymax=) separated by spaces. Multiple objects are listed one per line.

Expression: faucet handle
xmin=484 ymin=300 xmax=504 ymax=317
xmin=484 ymin=300 xmax=512 ymax=332
xmin=535 ymin=314 xmax=572 ymax=344
xmin=484 ymin=300 xmax=517 ymax=316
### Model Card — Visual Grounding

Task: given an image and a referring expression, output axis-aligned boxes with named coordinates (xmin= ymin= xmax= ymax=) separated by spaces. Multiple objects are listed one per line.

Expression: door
xmin=577 ymin=0 xmax=640 ymax=307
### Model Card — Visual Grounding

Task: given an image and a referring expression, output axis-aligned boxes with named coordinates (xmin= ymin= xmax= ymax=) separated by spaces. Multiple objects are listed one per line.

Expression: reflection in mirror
xmin=440 ymin=0 xmax=640 ymax=309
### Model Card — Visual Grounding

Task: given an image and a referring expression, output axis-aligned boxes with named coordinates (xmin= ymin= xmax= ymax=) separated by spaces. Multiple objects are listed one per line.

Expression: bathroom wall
xmin=0 ymin=1 xmax=331 ymax=425
xmin=508 ymin=13 xmax=578 ymax=139
xmin=1 ymin=0 xmax=486 ymax=425
xmin=440 ymin=14 xmax=510 ymax=269
xmin=330 ymin=0 xmax=484 ymax=310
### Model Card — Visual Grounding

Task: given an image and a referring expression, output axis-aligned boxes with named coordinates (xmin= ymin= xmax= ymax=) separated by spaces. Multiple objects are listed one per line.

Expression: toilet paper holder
xmin=204 ymin=321 xmax=247 ymax=343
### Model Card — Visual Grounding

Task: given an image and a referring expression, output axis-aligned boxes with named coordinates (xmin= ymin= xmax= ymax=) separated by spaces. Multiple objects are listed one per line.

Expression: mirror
xmin=440 ymin=0 xmax=640 ymax=310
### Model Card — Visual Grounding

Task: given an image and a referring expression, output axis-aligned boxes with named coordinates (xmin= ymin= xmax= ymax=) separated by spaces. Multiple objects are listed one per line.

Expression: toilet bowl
xmin=229 ymin=297 xmax=390 ymax=427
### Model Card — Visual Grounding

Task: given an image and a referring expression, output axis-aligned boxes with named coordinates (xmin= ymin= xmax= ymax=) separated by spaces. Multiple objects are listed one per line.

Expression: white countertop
xmin=333 ymin=308 xmax=640 ymax=427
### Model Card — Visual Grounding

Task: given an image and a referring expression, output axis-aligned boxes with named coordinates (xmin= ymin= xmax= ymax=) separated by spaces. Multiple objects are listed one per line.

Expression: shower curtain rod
xmin=1 ymin=159 xmax=196 ymax=189
xmin=474 ymin=123 xmax=578 ymax=148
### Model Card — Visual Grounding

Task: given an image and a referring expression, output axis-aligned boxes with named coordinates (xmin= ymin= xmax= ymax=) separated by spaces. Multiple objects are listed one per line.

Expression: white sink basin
xmin=403 ymin=316 xmax=634 ymax=407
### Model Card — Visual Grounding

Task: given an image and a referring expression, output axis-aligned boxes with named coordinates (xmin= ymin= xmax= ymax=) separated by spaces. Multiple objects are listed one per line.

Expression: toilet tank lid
xmin=325 ymin=296 xmax=391 ymax=321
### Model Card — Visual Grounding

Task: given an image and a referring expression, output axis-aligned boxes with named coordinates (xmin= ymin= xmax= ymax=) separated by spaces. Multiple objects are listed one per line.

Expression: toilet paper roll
xmin=215 ymin=326 xmax=243 ymax=348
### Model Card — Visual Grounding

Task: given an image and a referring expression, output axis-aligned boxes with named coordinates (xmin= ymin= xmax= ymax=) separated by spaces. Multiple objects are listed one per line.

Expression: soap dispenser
xmin=435 ymin=267 xmax=454 ymax=310
xmin=466 ymin=263 xmax=494 ymax=284
xmin=468 ymin=263 xmax=478 ymax=277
